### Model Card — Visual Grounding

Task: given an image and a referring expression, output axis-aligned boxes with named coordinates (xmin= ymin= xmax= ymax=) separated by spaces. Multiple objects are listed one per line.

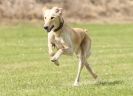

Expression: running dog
xmin=42 ymin=7 xmax=98 ymax=86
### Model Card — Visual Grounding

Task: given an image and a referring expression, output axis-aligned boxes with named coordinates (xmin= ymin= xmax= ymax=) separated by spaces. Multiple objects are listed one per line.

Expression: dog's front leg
xmin=51 ymin=47 xmax=72 ymax=62
xmin=51 ymin=49 xmax=63 ymax=62
xmin=48 ymin=42 xmax=55 ymax=57
xmin=48 ymin=39 xmax=60 ymax=65
xmin=48 ymin=42 xmax=60 ymax=66
xmin=48 ymin=32 xmax=55 ymax=57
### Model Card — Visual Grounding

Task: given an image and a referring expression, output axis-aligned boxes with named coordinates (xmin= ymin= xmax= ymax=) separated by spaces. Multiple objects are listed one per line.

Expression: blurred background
xmin=0 ymin=0 xmax=133 ymax=23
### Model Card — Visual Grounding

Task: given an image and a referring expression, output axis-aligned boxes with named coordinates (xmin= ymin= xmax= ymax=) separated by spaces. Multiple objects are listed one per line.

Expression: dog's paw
xmin=51 ymin=57 xmax=59 ymax=66
xmin=95 ymin=76 xmax=102 ymax=83
xmin=53 ymin=60 xmax=59 ymax=66
xmin=73 ymin=82 xmax=80 ymax=87
xmin=94 ymin=74 xmax=98 ymax=79
xmin=51 ymin=56 xmax=58 ymax=62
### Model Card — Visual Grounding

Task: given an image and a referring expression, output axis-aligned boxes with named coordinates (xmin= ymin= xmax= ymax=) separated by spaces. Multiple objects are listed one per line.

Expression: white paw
xmin=51 ymin=56 xmax=58 ymax=62
xmin=53 ymin=60 xmax=59 ymax=66
xmin=73 ymin=82 xmax=80 ymax=86
xmin=50 ymin=57 xmax=59 ymax=66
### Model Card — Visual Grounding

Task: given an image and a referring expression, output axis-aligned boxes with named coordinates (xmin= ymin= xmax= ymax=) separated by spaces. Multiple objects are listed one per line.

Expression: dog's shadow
xmin=95 ymin=79 xmax=123 ymax=86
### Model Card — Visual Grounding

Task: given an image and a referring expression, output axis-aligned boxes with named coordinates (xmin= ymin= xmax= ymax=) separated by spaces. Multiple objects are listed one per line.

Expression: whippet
xmin=42 ymin=7 xmax=98 ymax=86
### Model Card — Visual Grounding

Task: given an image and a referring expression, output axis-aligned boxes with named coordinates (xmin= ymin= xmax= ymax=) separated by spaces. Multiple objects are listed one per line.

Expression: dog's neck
xmin=53 ymin=17 xmax=65 ymax=37
xmin=54 ymin=18 xmax=64 ymax=32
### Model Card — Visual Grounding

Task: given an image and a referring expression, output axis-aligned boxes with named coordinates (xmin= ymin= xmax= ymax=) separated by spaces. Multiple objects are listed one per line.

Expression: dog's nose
xmin=44 ymin=26 xmax=48 ymax=30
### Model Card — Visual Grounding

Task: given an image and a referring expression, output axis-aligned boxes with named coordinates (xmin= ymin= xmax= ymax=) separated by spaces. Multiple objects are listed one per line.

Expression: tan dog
xmin=42 ymin=7 xmax=97 ymax=86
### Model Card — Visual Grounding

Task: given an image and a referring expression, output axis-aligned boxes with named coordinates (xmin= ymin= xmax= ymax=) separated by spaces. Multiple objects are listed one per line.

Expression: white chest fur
xmin=56 ymin=33 xmax=74 ymax=55
xmin=54 ymin=36 xmax=65 ymax=49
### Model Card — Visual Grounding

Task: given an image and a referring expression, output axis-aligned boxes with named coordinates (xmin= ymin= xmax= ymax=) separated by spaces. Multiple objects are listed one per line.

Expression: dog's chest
xmin=54 ymin=33 xmax=70 ymax=49
xmin=54 ymin=36 xmax=66 ymax=49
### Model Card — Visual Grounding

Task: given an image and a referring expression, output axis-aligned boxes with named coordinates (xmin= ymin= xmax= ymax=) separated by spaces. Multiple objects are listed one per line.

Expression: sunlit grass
xmin=0 ymin=23 xmax=133 ymax=96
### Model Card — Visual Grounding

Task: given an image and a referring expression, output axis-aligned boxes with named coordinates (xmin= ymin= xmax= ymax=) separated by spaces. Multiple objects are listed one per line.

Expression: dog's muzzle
xmin=44 ymin=25 xmax=54 ymax=32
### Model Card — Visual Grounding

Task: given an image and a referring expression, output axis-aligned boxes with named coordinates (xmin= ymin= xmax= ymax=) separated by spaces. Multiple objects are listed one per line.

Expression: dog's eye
xmin=51 ymin=17 xmax=55 ymax=19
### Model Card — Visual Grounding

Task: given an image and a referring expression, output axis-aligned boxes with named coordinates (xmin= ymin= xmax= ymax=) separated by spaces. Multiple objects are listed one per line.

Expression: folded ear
xmin=53 ymin=7 xmax=63 ymax=15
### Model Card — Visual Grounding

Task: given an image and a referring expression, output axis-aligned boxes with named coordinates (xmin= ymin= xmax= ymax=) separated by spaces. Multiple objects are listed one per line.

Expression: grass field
xmin=0 ymin=23 xmax=133 ymax=96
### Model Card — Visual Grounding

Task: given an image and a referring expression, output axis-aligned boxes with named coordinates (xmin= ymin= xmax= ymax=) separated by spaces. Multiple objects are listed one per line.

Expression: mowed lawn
xmin=0 ymin=23 xmax=133 ymax=96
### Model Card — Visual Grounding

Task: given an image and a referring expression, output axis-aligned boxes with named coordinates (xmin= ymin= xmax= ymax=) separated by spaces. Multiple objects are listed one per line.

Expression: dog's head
xmin=42 ymin=7 xmax=63 ymax=32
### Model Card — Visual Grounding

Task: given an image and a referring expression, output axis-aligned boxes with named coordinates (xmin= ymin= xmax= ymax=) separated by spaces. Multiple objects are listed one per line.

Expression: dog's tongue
xmin=45 ymin=25 xmax=54 ymax=32
xmin=46 ymin=28 xmax=51 ymax=32
xmin=47 ymin=29 xmax=50 ymax=32
xmin=50 ymin=25 xmax=54 ymax=31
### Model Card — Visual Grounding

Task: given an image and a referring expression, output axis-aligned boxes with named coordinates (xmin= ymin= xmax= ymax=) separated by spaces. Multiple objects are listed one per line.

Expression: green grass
xmin=0 ymin=23 xmax=133 ymax=96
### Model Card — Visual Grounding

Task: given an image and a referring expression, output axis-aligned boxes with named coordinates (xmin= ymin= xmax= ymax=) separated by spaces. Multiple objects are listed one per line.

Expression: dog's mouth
xmin=46 ymin=25 xmax=54 ymax=32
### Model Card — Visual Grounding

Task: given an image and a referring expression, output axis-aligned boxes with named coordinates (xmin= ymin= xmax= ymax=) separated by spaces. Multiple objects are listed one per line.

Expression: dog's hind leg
xmin=81 ymin=34 xmax=98 ymax=79
xmin=84 ymin=61 xmax=97 ymax=79
xmin=74 ymin=50 xmax=85 ymax=86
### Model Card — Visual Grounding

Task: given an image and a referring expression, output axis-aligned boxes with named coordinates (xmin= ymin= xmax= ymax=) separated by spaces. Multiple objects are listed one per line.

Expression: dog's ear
xmin=53 ymin=7 xmax=63 ymax=15
xmin=55 ymin=8 xmax=63 ymax=15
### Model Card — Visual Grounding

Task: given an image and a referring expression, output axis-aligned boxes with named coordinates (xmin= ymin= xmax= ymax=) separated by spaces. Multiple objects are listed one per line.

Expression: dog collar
xmin=54 ymin=18 xmax=64 ymax=32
